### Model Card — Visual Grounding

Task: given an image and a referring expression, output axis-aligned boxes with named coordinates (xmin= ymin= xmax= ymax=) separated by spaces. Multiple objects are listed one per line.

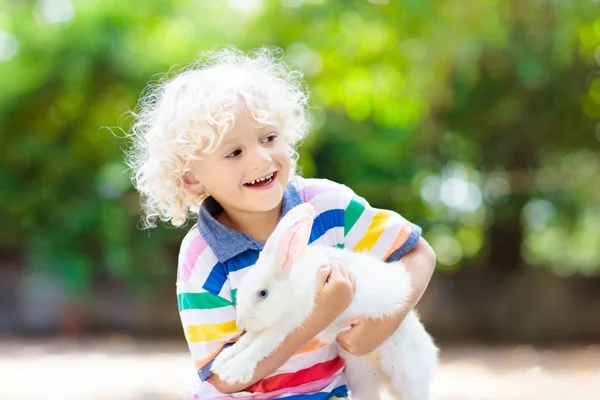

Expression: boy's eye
xmin=262 ymin=134 xmax=277 ymax=144
xmin=225 ymin=149 xmax=242 ymax=159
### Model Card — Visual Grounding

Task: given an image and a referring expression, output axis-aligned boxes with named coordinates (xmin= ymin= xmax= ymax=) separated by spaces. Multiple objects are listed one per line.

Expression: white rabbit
xmin=211 ymin=202 xmax=438 ymax=400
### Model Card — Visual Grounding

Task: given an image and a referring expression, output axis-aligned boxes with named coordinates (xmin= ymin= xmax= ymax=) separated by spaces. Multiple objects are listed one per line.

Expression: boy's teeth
xmin=247 ymin=174 xmax=273 ymax=185
xmin=248 ymin=173 xmax=274 ymax=185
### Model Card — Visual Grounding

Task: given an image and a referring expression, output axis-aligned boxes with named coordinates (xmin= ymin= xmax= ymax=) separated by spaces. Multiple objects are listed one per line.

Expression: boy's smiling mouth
xmin=244 ymin=171 xmax=277 ymax=188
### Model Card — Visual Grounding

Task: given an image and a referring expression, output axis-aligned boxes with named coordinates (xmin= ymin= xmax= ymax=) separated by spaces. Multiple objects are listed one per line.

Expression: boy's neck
xmin=218 ymin=202 xmax=283 ymax=243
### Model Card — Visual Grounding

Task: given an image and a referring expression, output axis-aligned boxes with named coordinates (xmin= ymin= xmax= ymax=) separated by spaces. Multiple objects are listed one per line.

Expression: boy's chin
xmin=246 ymin=191 xmax=284 ymax=213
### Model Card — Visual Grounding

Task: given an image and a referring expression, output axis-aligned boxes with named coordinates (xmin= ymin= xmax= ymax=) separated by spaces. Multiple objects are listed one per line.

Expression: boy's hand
xmin=309 ymin=261 xmax=356 ymax=331
xmin=336 ymin=314 xmax=403 ymax=356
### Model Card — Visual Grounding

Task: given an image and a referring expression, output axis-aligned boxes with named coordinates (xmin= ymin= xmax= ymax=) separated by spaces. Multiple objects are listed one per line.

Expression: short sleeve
xmin=341 ymin=186 xmax=422 ymax=262
xmin=176 ymin=231 xmax=242 ymax=383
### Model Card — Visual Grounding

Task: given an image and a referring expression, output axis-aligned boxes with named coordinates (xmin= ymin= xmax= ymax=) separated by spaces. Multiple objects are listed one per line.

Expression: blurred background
xmin=1 ymin=0 xmax=600 ymax=399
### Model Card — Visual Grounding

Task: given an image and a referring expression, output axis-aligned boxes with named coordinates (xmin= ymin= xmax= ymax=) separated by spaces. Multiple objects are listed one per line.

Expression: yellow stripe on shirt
xmin=187 ymin=320 xmax=241 ymax=343
xmin=352 ymin=211 xmax=389 ymax=252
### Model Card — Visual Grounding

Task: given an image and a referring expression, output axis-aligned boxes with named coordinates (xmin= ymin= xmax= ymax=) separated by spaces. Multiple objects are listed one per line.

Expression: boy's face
xmin=184 ymin=105 xmax=291 ymax=216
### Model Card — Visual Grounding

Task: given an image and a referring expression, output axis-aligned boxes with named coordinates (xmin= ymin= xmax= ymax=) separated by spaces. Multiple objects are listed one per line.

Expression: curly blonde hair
xmin=125 ymin=46 xmax=310 ymax=228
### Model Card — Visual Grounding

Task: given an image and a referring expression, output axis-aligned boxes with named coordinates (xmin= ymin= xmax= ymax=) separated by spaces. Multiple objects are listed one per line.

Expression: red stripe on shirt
xmin=246 ymin=356 xmax=345 ymax=394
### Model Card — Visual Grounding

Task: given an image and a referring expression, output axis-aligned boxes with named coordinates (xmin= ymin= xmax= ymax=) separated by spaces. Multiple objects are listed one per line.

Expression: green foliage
xmin=1 ymin=0 xmax=599 ymax=297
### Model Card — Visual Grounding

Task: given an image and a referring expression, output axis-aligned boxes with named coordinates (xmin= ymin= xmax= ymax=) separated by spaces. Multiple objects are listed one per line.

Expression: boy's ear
xmin=182 ymin=172 xmax=205 ymax=195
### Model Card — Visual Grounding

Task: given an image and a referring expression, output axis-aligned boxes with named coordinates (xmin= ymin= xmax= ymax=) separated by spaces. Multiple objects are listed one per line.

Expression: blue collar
xmin=197 ymin=182 xmax=303 ymax=263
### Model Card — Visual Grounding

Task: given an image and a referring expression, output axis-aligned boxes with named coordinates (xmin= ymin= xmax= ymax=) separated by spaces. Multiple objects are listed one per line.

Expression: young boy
xmin=127 ymin=46 xmax=436 ymax=399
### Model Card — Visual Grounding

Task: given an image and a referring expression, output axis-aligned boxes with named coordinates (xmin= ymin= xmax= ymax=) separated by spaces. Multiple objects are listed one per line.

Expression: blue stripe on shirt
xmin=386 ymin=223 xmax=422 ymax=262
xmin=282 ymin=384 xmax=348 ymax=400
xmin=202 ymin=261 xmax=228 ymax=294
xmin=226 ymin=250 xmax=260 ymax=273
xmin=309 ymin=209 xmax=344 ymax=244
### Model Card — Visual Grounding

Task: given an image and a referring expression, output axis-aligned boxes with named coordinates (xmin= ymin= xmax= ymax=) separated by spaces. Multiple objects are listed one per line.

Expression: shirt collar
xmin=197 ymin=182 xmax=303 ymax=263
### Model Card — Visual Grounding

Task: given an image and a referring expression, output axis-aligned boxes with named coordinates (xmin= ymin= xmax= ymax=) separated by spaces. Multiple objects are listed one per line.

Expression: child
xmin=126 ymin=46 xmax=436 ymax=399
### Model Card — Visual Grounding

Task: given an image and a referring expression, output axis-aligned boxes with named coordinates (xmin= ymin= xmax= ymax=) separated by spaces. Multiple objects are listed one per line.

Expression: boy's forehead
xmin=217 ymin=113 xmax=277 ymax=144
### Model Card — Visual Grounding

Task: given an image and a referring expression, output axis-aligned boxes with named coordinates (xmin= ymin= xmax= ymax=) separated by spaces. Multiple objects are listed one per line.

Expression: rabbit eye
xmin=257 ymin=289 xmax=268 ymax=299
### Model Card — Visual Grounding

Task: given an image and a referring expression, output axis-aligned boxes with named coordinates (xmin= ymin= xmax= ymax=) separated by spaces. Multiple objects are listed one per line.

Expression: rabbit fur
xmin=211 ymin=202 xmax=438 ymax=400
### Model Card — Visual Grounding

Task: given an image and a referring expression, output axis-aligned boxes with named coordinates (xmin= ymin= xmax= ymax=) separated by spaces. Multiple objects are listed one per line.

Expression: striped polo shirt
xmin=176 ymin=176 xmax=422 ymax=399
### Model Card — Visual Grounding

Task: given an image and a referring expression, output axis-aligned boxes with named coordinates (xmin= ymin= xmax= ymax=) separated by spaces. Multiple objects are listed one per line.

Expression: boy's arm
xmin=210 ymin=325 xmax=316 ymax=393
xmin=336 ymin=237 xmax=436 ymax=356
xmin=212 ymin=262 xmax=356 ymax=394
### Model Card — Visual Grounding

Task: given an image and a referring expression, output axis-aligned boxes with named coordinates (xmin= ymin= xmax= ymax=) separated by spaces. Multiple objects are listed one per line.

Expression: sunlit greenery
xmin=1 ymin=0 xmax=599 ymax=298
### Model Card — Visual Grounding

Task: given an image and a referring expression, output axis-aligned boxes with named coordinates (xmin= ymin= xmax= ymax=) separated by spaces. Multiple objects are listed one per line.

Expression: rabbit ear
xmin=278 ymin=215 xmax=313 ymax=274
xmin=263 ymin=203 xmax=315 ymax=275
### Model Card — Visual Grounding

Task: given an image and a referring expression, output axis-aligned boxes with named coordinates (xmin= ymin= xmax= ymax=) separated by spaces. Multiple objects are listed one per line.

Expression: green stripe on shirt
xmin=178 ymin=292 xmax=233 ymax=311
xmin=344 ymin=197 xmax=366 ymax=235
xmin=231 ymin=288 xmax=237 ymax=306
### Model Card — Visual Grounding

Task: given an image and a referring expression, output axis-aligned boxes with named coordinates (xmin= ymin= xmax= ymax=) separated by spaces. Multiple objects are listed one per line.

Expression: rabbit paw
xmin=212 ymin=344 xmax=243 ymax=371
xmin=212 ymin=333 xmax=254 ymax=371
xmin=212 ymin=352 xmax=258 ymax=385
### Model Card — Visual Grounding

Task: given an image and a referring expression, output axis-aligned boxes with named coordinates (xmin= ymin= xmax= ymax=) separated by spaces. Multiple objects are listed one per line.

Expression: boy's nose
xmin=253 ymin=152 xmax=273 ymax=169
